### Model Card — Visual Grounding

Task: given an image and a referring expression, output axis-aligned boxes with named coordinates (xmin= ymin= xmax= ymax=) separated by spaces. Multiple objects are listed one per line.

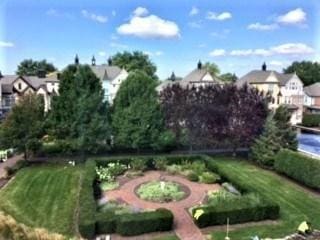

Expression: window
xmin=268 ymin=84 xmax=274 ymax=92
xmin=18 ymin=83 xmax=22 ymax=90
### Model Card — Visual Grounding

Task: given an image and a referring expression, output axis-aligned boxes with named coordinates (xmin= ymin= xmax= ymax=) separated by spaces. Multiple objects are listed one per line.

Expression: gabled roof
xmin=179 ymin=68 xmax=222 ymax=88
xmin=90 ymin=65 xmax=124 ymax=81
xmin=304 ymin=82 xmax=320 ymax=97
xmin=237 ymin=70 xmax=296 ymax=87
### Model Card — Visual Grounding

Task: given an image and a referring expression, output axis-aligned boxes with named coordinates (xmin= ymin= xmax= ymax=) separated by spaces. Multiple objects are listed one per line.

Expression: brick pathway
xmin=0 ymin=154 xmax=23 ymax=179
xmin=104 ymin=171 xmax=221 ymax=240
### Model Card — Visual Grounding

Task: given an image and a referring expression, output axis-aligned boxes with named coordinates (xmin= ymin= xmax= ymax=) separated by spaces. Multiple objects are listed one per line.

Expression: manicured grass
xmin=0 ymin=165 xmax=82 ymax=236
xmin=209 ymin=158 xmax=320 ymax=240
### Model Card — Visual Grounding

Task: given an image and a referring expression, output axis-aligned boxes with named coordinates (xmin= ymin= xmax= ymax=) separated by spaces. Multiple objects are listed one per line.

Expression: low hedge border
xmin=274 ymin=149 xmax=320 ymax=190
xmin=96 ymin=208 xmax=174 ymax=236
xmin=78 ymin=160 xmax=97 ymax=239
xmin=302 ymin=114 xmax=320 ymax=127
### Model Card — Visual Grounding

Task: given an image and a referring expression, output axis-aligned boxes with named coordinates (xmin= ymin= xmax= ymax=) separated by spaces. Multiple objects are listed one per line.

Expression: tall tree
xmin=283 ymin=61 xmax=320 ymax=86
xmin=111 ymin=51 xmax=157 ymax=78
xmin=273 ymin=105 xmax=298 ymax=150
xmin=220 ymin=73 xmax=238 ymax=83
xmin=204 ymin=62 xmax=220 ymax=76
xmin=112 ymin=70 xmax=164 ymax=151
xmin=250 ymin=115 xmax=281 ymax=167
xmin=16 ymin=59 xmax=57 ymax=76
xmin=0 ymin=94 xmax=44 ymax=160
xmin=48 ymin=64 xmax=110 ymax=153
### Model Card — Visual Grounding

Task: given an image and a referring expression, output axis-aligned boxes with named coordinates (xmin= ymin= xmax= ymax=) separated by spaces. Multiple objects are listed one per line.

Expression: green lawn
xmin=0 ymin=165 xmax=82 ymax=236
xmin=210 ymin=158 xmax=320 ymax=240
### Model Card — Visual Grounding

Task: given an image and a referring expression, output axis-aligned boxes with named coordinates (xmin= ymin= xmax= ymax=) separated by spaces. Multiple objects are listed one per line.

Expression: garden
xmin=1 ymin=154 xmax=320 ymax=240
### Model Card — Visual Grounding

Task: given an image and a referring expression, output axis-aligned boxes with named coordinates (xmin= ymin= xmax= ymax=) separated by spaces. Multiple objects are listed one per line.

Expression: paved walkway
xmin=0 ymin=154 xmax=23 ymax=179
xmin=104 ymin=171 xmax=221 ymax=240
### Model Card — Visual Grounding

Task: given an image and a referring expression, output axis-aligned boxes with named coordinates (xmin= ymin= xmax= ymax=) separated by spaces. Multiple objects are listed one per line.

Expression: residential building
xmin=237 ymin=63 xmax=304 ymax=125
xmin=303 ymin=82 xmax=320 ymax=114
xmin=157 ymin=61 xmax=222 ymax=92
xmin=89 ymin=56 xmax=128 ymax=103
xmin=0 ymin=71 xmax=59 ymax=117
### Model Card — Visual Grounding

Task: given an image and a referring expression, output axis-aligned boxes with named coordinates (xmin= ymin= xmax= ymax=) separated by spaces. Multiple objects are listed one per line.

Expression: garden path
xmin=0 ymin=154 xmax=23 ymax=181
xmin=105 ymin=171 xmax=221 ymax=240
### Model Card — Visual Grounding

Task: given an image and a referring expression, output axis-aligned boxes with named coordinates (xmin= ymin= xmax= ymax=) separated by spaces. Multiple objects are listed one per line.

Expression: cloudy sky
xmin=0 ymin=0 xmax=319 ymax=79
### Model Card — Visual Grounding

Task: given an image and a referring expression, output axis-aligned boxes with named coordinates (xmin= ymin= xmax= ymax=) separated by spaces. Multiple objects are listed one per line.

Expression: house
xmin=303 ymin=82 xmax=320 ymax=114
xmin=157 ymin=61 xmax=222 ymax=92
xmin=237 ymin=63 xmax=304 ymax=125
xmin=88 ymin=56 xmax=128 ymax=103
xmin=0 ymin=70 xmax=59 ymax=116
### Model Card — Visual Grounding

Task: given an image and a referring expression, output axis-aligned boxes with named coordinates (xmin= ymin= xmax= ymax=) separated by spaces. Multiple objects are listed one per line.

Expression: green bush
xmin=116 ymin=209 xmax=173 ymax=236
xmin=274 ymin=149 xmax=320 ymax=190
xmin=154 ymin=156 xmax=168 ymax=170
xmin=187 ymin=172 xmax=199 ymax=182
xmin=302 ymin=114 xmax=320 ymax=127
xmin=200 ymin=172 xmax=221 ymax=184
xmin=96 ymin=212 xmax=117 ymax=234
xmin=130 ymin=158 xmax=148 ymax=171
xmin=192 ymin=193 xmax=279 ymax=227
xmin=78 ymin=160 xmax=96 ymax=239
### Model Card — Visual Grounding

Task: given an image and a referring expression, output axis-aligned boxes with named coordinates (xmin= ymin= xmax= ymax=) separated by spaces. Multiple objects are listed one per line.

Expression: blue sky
xmin=0 ymin=0 xmax=319 ymax=79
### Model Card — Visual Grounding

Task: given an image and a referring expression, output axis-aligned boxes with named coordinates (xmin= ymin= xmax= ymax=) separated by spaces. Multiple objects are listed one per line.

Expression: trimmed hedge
xmin=116 ymin=209 xmax=173 ymax=236
xmin=302 ymin=114 xmax=320 ymax=127
xmin=192 ymin=195 xmax=279 ymax=227
xmin=274 ymin=149 xmax=320 ymax=190
xmin=78 ymin=160 xmax=97 ymax=239
xmin=96 ymin=212 xmax=117 ymax=234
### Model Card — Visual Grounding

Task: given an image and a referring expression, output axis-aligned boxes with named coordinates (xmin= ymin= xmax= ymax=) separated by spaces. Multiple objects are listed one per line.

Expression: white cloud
xmin=109 ymin=42 xmax=128 ymax=49
xmin=277 ymin=8 xmax=306 ymax=25
xmin=117 ymin=11 xmax=180 ymax=39
xmin=46 ymin=9 xmax=58 ymax=16
xmin=247 ymin=22 xmax=279 ymax=31
xmin=207 ymin=11 xmax=232 ymax=21
xmin=269 ymin=60 xmax=285 ymax=67
xmin=0 ymin=41 xmax=14 ymax=48
xmin=188 ymin=21 xmax=202 ymax=28
xmin=211 ymin=29 xmax=230 ymax=38
xmin=81 ymin=10 xmax=107 ymax=23
xmin=228 ymin=43 xmax=314 ymax=57
xmin=209 ymin=49 xmax=226 ymax=57
xmin=198 ymin=43 xmax=206 ymax=48
xmin=98 ymin=51 xmax=106 ymax=57
xmin=110 ymin=34 xmax=118 ymax=40
xmin=46 ymin=8 xmax=74 ymax=19
xmin=189 ymin=6 xmax=199 ymax=16
xmin=133 ymin=7 xmax=149 ymax=17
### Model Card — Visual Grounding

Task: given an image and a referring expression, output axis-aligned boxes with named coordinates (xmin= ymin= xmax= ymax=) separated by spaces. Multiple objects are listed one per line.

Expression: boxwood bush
xmin=302 ymin=114 xmax=320 ymax=127
xmin=116 ymin=209 xmax=173 ymax=236
xmin=96 ymin=212 xmax=117 ymax=234
xmin=78 ymin=160 xmax=97 ymax=239
xmin=274 ymin=149 xmax=320 ymax=190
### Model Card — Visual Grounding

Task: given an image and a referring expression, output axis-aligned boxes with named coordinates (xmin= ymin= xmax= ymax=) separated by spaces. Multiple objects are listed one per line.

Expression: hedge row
xmin=274 ymin=149 xmax=320 ymax=190
xmin=78 ymin=160 xmax=97 ymax=239
xmin=96 ymin=208 xmax=174 ymax=236
xmin=302 ymin=114 xmax=320 ymax=127
xmin=192 ymin=195 xmax=279 ymax=227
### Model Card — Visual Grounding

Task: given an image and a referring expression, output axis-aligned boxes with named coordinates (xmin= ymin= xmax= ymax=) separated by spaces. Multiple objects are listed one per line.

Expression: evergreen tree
xmin=16 ymin=59 xmax=56 ymax=76
xmin=273 ymin=105 xmax=298 ymax=150
xmin=48 ymin=64 xmax=110 ymax=153
xmin=111 ymin=70 xmax=164 ymax=151
xmin=0 ymin=94 xmax=44 ymax=160
xmin=250 ymin=116 xmax=281 ymax=167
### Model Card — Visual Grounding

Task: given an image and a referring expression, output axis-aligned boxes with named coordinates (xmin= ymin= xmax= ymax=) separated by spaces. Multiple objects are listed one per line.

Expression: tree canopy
xmin=48 ymin=64 xmax=110 ymax=153
xmin=220 ymin=73 xmax=238 ymax=83
xmin=204 ymin=62 xmax=220 ymax=76
xmin=283 ymin=61 xmax=320 ymax=86
xmin=111 ymin=51 xmax=157 ymax=78
xmin=16 ymin=59 xmax=57 ymax=76
xmin=0 ymin=94 xmax=45 ymax=159
xmin=111 ymin=70 xmax=166 ymax=151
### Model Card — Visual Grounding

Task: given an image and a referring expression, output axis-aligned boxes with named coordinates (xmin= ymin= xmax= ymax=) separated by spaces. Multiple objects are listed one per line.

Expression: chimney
xmin=170 ymin=72 xmax=176 ymax=81
xmin=75 ymin=54 xmax=79 ymax=65
xmin=92 ymin=55 xmax=96 ymax=66
xmin=262 ymin=62 xmax=267 ymax=71
xmin=0 ymin=71 xmax=3 ymax=79
xmin=197 ymin=60 xmax=202 ymax=70
xmin=37 ymin=69 xmax=46 ymax=78
xmin=108 ymin=57 xmax=112 ymax=66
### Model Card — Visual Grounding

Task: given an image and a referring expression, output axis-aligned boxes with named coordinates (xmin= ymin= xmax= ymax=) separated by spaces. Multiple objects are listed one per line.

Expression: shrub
xmin=166 ymin=164 xmax=181 ymax=175
xmin=130 ymin=158 xmax=147 ymax=171
xmin=100 ymin=181 xmax=119 ymax=191
xmin=116 ymin=209 xmax=173 ymax=236
xmin=274 ymin=149 xmax=320 ymax=190
xmin=96 ymin=212 xmax=117 ymax=234
xmin=200 ymin=172 xmax=221 ymax=184
xmin=192 ymin=193 xmax=279 ymax=227
xmin=96 ymin=162 xmax=127 ymax=181
xmin=154 ymin=156 xmax=168 ymax=170
xmin=78 ymin=160 xmax=96 ymax=239
xmin=302 ymin=114 xmax=320 ymax=127
xmin=187 ymin=171 xmax=199 ymax=182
